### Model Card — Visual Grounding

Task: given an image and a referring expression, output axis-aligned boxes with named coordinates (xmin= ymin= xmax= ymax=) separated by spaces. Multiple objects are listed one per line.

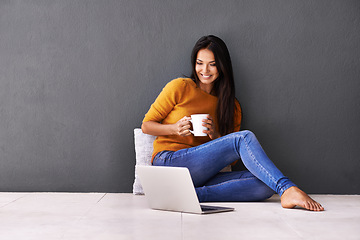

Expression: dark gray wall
xmin=0 ymin=0 xmax=359 ymax=194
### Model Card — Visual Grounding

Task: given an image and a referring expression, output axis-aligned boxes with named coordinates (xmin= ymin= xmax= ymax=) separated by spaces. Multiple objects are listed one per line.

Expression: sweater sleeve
xmin=143 ymin=78 xmax=185 ymax=123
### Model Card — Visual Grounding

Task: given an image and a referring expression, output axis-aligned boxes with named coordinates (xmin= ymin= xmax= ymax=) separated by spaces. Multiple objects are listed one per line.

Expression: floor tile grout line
xmin=97 ymin=193 xmax=107 ymax=203
xmin=278 ymin=212 xmax=304 ymax=239
xmin=59 ymin=193 xmax=107 ymax=240
xmin=181 ymin=212 xmax=184 ymax=240
xmin=0 ymin=193 xmax=29 ymax=209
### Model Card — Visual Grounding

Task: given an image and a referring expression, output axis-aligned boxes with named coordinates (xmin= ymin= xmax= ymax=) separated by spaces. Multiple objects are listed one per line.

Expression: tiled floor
xmin=0 ymin=193 xmax=359 ymax=240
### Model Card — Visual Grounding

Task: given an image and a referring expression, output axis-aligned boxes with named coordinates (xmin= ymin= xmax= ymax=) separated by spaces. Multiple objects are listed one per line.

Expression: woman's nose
xmin=203 ymin=64 xmax=209 ymax=72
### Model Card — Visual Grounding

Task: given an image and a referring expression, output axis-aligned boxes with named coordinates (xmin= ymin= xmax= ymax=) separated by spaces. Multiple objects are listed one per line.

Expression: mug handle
xmin=189 ymin=119 xmax=194 ymax=135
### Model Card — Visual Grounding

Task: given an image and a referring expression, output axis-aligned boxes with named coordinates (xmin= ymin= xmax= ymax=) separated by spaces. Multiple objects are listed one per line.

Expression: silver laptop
xmin=136 ymin=165 xmax=234 ymax=214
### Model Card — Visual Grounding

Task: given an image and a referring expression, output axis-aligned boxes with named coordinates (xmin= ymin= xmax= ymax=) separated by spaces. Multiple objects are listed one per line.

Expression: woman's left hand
xmin=202 ymin=115 xmax=221 ymax=140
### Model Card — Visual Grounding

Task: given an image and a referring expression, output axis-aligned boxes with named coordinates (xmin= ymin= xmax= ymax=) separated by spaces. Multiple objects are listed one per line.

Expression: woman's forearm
xmin=141 ymin=121 xmax=176 ymax=136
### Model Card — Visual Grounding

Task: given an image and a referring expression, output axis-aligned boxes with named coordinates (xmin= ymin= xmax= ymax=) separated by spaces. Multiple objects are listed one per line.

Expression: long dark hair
xmin=190 ymin=35 xmax=237 ymax=136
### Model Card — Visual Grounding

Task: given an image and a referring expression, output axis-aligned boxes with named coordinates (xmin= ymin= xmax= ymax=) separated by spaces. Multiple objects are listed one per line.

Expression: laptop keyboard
xmin=201 ymin=206 xmax=219 ymax=211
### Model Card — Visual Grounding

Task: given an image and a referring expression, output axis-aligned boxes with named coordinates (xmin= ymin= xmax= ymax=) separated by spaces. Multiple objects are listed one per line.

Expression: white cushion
xmin=132 ymin=128 xmax=232 ymax=195
xmin=133 ymin=128 xmax=156 ymax=195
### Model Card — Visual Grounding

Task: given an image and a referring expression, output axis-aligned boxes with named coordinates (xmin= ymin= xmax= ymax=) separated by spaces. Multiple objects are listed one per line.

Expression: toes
xmin=316 ymin=202 xmax=324 ymax=211
xmin=303 ymin=201 xmax=312 ymax=211
xmin=312 ymin=200 xmax=323 ymax=211
xmin=308 ymin=201 xmax=315 ymax=211
xmin=308 ymin=201 xmax=324 ymax=211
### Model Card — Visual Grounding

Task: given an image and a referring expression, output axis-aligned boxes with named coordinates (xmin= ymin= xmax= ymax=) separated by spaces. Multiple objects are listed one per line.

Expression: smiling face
xmin=195 ymin=48 xmax=219 ymax=94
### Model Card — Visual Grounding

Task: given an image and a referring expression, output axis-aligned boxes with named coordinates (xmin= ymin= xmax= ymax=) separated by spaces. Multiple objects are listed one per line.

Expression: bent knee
xmin=232 ymin=130 xmax=257 ymax=142
xmin=241 ymin=130 xmax=255 ymax=138
xmin=232 ymin=130 xmax=255 ymax=137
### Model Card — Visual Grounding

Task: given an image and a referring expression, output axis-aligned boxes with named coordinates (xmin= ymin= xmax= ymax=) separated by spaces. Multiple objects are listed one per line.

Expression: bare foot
xmin=281 ymin=186 xmax=324 ymax=211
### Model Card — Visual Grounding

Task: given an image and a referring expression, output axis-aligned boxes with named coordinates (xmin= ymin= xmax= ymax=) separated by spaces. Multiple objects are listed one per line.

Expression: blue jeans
xmin=152 ymin=130 xmax=296 ymax=202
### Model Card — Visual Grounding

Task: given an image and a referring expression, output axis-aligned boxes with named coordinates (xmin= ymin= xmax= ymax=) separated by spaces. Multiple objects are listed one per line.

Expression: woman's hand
xmin=202 ymin=115 xmax=220 ymax=140
xmin=173 ymin=116 xmax=192 ymax=137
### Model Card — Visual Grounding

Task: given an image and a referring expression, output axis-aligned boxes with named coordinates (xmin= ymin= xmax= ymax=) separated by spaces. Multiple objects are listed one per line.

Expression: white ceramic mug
xmin=190 ymin=114 xmax=209 ymax=136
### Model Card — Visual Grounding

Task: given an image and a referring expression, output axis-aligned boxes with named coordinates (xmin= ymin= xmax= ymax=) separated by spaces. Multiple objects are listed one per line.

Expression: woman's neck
xmin=198 ymin=82 xmax=214 ymax=95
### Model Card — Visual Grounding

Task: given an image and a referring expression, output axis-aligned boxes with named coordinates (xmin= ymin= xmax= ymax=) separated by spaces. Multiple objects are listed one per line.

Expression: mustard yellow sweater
xmin=143 ymin=78 xmax=242 ymax=161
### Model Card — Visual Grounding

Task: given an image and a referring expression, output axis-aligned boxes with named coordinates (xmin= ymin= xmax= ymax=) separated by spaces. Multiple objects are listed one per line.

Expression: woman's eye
xmin=196 ymin=62 xmax=202 ymax=65
xmin=210 ymin=63 xmax=216 ymax=67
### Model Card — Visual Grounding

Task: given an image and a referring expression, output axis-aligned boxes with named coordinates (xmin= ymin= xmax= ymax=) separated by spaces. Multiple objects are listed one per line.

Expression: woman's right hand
xmin=173 ymin=116 xmax=192 ymax=137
